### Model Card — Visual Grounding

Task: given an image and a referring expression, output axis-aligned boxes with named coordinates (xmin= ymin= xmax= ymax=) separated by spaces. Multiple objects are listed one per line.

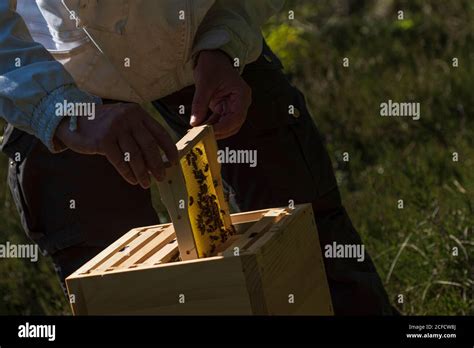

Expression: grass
xmin=265 ymin=0 xmax=474 ymax=315
xmin=0 ymin=0 xmax=472 ymax=315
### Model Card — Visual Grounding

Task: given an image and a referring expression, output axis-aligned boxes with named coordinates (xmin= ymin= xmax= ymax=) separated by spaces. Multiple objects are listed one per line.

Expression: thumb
xmin=190 ymin=84 xmax=212 ymax=126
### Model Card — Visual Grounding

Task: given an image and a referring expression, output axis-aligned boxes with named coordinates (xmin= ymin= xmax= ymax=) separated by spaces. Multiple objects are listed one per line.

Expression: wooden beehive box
xmin=66 ymin=204 xmax=333 ymax=315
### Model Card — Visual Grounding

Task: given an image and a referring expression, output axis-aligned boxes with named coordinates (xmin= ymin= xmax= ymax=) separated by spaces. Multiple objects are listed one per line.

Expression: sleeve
xmin=0 ymin=0 xmax=99 ymax=152
xmin=192 ymin=0 xmax=284 ymax=70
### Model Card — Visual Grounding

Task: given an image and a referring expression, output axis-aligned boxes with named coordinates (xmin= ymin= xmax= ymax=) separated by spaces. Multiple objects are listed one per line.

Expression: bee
xmin=185 ymin=153 xmax=192 ymax=166
xmin=202 ymin=208 xmax=211 ymax=219
xmin=204 ymin=163 xmax=209 ymax=172
xmin=190 ymin=156 xmax=197 ymax=167
xmin=193 ymin=169 xmax=206 ymax=184
xmin=210 ymin=235 xmax=220 ymax=241
xmin=196 ymin=214 xmax=205 ymax=233
xmin=220 ymin=209 xmax=226 ymax=215
xmin=198 ymin=225 xmax=206 ymax=235
xmin=189 ymin=196 xmax=194 ymax=206
xmin=195 ymin=147 xmax=203 ymax=156
xmin=227 ymin=226 xmax=236 ymax=235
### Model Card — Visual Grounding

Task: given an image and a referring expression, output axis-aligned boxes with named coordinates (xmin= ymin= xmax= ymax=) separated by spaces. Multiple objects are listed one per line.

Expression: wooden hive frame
xmin=66 ymin=204 xmax=333 ymax=315
xmin=157 ymin=125 xmax=233 ymax=260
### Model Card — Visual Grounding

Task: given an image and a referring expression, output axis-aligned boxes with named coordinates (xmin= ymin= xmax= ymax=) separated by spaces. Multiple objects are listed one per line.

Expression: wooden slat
xmin=158 ymin=163 xmax=198 ymax=260
xmin=239 ymin=209 xmax=289 ymax=251
xmin=176 ymin=126 xmax=210 ymax=157
xmin=120 ymin=226 xmax=176 ymax=267
xmin=230 ymin=209 xmax=270 ymax=225
xmin=143 ymin=240 xmax=179 ymax=265
xmin=72 ymin=227 xmax=148 ymax=275
xmin=221 ymin=209 xmax=288 ymax=257
xmin=245 ymin=208 xmax=295 ymax=253
xmin=91 ymin=228 xmax=162 ymax=273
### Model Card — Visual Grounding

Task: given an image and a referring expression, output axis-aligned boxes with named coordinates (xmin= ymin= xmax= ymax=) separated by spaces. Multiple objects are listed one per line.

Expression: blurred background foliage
xmin=0 ymin=0 xmax=473 ymax=315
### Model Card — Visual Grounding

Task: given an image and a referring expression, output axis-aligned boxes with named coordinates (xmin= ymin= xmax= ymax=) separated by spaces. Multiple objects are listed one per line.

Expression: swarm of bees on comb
xmin=182 ymin=144 xmax=235 ymax=258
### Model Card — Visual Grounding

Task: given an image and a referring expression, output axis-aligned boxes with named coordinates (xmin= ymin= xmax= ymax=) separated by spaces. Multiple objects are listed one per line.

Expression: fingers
xmin=61 ymin=102 xmax=178 ymax=188
xmin=204 ymin=102 xmax=225 ymax=125
xmin=104 ymin=141 xmax=138 ymax=186
xmin=205 ymin=112 xmax=221 ymax=126
xmin=132 ymin=124 xmax=166 ymax=181
xmin=110 ymin=107 xmax=177 ymax=187
xmin=143 ymin=116 xmax=179 ymax=165
xmin=118 ymin=135 xmax=151 ymax=189
xmin=105 ymin=121 xmax=174 ymax=187
xmin=214 ymin=119 xmax=243 ymax=139
xmin=191 ymin=83 xmax=213 ymax=127
xmin=213 ymin=88 xmax=252 ymax=139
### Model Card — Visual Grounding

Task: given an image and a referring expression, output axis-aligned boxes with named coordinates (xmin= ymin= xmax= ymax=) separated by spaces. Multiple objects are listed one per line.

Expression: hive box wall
xmin=66 ymin=204 xmax=333 ymax=315
xmin=68 ymin=256 xmax=254 ymax=315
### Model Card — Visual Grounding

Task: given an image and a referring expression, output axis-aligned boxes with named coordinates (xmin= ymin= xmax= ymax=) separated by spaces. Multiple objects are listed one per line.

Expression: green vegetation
xmin=0 ymin=0 xmax=472 ymax=315
xmin=266 ymin=0 xmax=474 ymax=315
xmin=0 ymin=158 xmax=70 ymax=314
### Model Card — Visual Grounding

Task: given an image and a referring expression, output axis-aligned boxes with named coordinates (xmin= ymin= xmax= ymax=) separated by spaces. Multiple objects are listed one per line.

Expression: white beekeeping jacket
xmin=0 ymin=0 xmax=283 ymax=150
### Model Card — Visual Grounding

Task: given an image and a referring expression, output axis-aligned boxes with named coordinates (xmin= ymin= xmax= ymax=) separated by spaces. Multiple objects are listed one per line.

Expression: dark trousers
xmin=2 ymin=43 xmax=394 ymax=315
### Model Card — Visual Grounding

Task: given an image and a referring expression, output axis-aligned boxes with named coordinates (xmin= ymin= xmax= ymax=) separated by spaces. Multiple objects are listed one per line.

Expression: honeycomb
xmin=180 ymin=141 xmax=234 ymax=258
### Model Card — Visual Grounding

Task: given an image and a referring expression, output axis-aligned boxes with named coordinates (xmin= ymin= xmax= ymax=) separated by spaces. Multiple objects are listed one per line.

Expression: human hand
xmin=54 ymin=103 xmax=178 ymax=189
xmin=191 ymin=50 xmax=252 ymax=139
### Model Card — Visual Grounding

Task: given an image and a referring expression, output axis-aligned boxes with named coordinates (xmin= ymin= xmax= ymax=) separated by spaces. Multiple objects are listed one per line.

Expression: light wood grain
xmin=70 ymin=255 xmax=252 ymax=315
xmin=254 ymin=205 xmax=333 ymax=315
xmin=66 ymin=204 xmax=333 ymax=315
